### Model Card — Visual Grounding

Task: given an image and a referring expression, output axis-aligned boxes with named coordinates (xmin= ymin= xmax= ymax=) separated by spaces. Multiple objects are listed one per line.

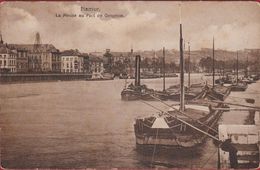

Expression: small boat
xmin=231 ymin=82 xmax=248 ymax=91
xmin=165 ymin=73 xmax=178 ymax=77
xmin=192 ymin=84 xmax=231 ymax=101
xmin=121 ymin=86 xmax=141 ymax=101
xmin=121 ymin=84 xmax=169 ymax=101
xmin=87 ymin=72 xmax=114 ymax=81
xmin=250 ymin=74 xmax=259 ymax=81
xmin=241 ymin=77 xmax=256 ymax=84
xmin=166 ymin=84 xmax=202 ymax=101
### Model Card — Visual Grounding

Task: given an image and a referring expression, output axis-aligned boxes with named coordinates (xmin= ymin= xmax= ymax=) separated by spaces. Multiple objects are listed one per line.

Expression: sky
xmin=0 ymin=1 xmax=259 ymax=53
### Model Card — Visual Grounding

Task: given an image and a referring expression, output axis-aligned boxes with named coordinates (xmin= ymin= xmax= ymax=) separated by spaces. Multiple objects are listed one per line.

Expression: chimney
xmin=0 ymin=33 xmax=3 ymax=44
xmin=135 ymin=55 xmax=141 ymax=86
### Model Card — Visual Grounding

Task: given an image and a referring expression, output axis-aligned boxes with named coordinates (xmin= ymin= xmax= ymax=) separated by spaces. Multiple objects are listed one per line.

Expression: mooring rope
xmin=140 ymin=100 xmax=220 ymax=142
xmin=151 ymin=128 xmax=159 ymax=167
xmin=201 ymin=146 xmax=219 ymax=168
xmin=211 ymin=100 xmax=260 ymax=110
xmin=144 ymin=92 xmax=218 ymax=134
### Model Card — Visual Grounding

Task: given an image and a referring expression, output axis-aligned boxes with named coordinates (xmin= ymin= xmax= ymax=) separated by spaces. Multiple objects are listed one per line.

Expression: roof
xmin=8 ymin=44 xmax=59 ymax=53
xmin=89 ymin=54 xmax=103 ymax=62
xmin=61 ymin=49 xmax=81 ymax=56
xmin=138 ymin=116 xmax=177 ymax=129
xmin=0 ymin=43 xmax=16 ymax=54
xmin=151 ymin=117 xmax=170 ymax=128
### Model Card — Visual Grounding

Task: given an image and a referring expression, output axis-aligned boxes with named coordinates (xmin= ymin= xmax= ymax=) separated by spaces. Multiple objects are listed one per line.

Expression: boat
xmin=250 ymin=74 xmax=259 ymax=81
xmin=134 ymin=101 xmax=223 ymax=148
xmin=231 ymin=82 xmax=248 ymax=91
xmin=87 ymin=72 xmax=114 ymax=81
xmin=134 ymin=19 xmax=225 ymax=150
xmin=241 ymin=77 xmax=256 ymax=84
xmin=121 ymin=83 xmax=168 ymax=101
xmin=166 ymin=83 xmax=203 ymax=101
xmin=165 ymin=73 xmax=178 ymax=77
xmin=230 ymin=52 xmax=248 ymax=91
xmin=193 ymin=84 xmax=231 ymax=101
xmin=121 ymin=50 xmax=170 ymax=101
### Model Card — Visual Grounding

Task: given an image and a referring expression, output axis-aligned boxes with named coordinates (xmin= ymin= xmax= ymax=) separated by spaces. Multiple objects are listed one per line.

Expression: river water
xmin=0 ymin=74 xmax=259 ymax=168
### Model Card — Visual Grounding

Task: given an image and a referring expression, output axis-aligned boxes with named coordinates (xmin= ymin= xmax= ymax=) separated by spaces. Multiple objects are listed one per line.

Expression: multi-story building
xmin=0 ymin=36 xmax=17 ymax=73
xmin=89 ymin=54 xmax=104 ymax=74
xmin=81 ymin=53 xmax=90 ymax=73
xmin=61 ymin=49 xmax=84 ymax=73
xmin=28 ymin=52 xmax=42 ymax=72
xmin=16 ymin=49 xmax=28 ymax=73
xmin=103 ymin=49 xmax=113 ymax=73
xmin=9 ymin=44 xmax=60 ymax=73
xmin=51 ymin=51 xmax=61 ymax=73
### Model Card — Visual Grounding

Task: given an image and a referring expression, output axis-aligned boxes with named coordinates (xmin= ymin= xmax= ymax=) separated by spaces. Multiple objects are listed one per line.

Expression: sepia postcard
xmin=0 ymin=1 xmax=259 ymax=169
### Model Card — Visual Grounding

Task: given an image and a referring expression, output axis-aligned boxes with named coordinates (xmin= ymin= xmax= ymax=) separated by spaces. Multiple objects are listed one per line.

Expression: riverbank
xmin=0 ymin=73 xmax=92 ymax=84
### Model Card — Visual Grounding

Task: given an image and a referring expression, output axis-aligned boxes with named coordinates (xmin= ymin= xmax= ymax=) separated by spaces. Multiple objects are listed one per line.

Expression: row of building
xmin=0 ymin=33 xmax=166 ymax=76
xmin=0 ymin=35 xmax=104 ymax=74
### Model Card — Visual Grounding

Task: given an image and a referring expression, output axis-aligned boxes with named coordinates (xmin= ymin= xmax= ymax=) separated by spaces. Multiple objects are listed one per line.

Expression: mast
xmin=130 ymin=46 xmax=133 ymax=78
xmin=212 ymin=37 xmax=215 ymax=88
xmin=0 ymin=33 xmax=3 ymax=44
xmin=163 ymin=47 xmax=166 ymax=91
xmin=223 ymin=55 xmax=225 ymax=78
xmin=246 ymin=52 xmax=248 ymax=77
xmin=135 ymin=55 xmax=141 ymax=86
xmin=236 ymin=51 xmax=239 ymax=84
xmin=179 ymin=5 xmax=185 ymax=111
xmin=188 ymin=42 xmax=191 ymax=88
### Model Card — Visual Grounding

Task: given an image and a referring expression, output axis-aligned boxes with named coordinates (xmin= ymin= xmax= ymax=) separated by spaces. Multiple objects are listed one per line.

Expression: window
xmin=0 ymin=60 xmax=2 ymax=65
xmin=4 ymin=60 xmax=6 ymax=66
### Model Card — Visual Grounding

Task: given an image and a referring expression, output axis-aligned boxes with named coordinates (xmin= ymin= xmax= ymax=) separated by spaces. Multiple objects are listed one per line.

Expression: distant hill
xmin=90 ymin=48 xmax=260 ymax=64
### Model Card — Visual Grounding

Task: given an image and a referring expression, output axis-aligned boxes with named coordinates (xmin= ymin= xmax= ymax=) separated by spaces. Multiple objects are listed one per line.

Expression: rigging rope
xmin=140 ymin=100 xmax=220 ymax=142
xmin=201 ymin=146 xmax=219 ymax=168
xmin=211 ymin=100 xmax=260 ymax=110
xmin=151 ymin=128 xmax=159 ymax=167
xmin=144 ymin=92 xmax=218 ymax=134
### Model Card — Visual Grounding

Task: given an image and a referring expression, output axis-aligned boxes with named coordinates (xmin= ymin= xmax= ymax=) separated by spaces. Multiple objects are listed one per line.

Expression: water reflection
xmin=0 ymin=74 xmax=258 ymax=168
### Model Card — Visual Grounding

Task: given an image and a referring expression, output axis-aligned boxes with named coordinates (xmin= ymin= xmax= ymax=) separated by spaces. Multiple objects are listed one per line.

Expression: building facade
xmin=16 ymin=49 xmax=28 ymax=73
xmin=51 ymin=52 xmax=61 ymax=73
xmin=9 ymin=44 xmax=60 ymax=73
xmin=0 ymin=37 xmax=17 ymax=73
xmin=61 ymin=50 xmax=84 ymax=73
xmin=89 ymin=54 xmax=104 ymax=74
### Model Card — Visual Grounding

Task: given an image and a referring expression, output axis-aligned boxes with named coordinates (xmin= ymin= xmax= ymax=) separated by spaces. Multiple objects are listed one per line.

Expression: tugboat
xmin=134 ymin=21 xmax=225 ymax=149
xmin=121 ymin=55 xmax=169 ymax=101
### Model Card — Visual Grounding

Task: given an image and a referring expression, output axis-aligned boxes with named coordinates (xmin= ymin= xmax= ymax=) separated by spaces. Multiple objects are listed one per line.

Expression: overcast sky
xmin=0 ymin=1 xmax=259 ymax=52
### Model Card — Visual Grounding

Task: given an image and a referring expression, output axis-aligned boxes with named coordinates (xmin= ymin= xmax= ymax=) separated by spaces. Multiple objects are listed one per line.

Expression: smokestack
xmin=163 ymin=47 xmax=166 ymax=91
xmin=236 ymin=51 xmax=239 ymax=84
xmin=188 ymin=42 xmax=191 ymax=88
xmin=180 ymin=23 xmax=185 ymax=111
xmin=212 ymin=36 xmax=215 ymax=88
xmin=179 ymin=4 xmax=185 ymax=111
xmin=135 ymin=55 xmax=141 ymax=86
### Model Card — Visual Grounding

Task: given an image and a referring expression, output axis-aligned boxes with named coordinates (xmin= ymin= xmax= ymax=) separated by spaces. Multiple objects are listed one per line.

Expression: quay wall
xmin=0 ymin=73 xmax=92 ymax=84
